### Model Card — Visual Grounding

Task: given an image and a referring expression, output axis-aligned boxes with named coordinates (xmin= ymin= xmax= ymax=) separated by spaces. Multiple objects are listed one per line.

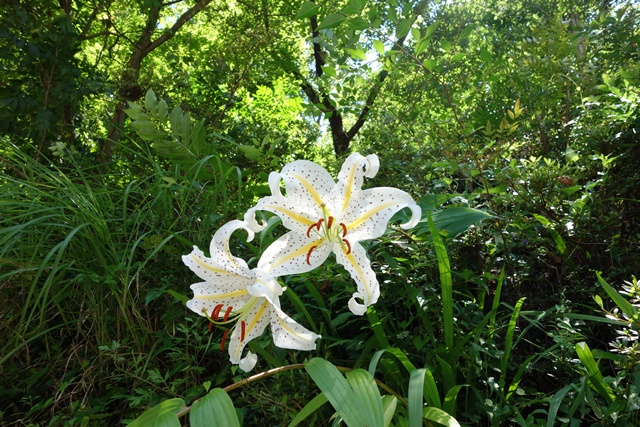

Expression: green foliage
xmin=2 ymin=0 xmax=640 ymax=425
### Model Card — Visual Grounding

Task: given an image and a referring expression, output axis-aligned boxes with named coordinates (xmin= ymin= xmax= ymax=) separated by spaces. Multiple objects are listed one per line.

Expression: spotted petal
xmin=342 ymin=187 xmax=422 ymax=242
xmin=333 ymin=241 xmax=380 ymax=315
xmin=257 ymin=232 xmax=331 ymax=277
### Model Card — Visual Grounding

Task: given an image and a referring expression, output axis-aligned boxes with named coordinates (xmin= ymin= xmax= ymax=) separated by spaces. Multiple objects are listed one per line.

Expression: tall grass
xmin=0 ymin=142 xmax=242 ymax=423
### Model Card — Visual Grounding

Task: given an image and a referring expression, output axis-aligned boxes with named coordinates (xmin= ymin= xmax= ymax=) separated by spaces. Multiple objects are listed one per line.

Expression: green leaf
xmin=423 ymin=59 xmax=437 ymax=71
xmin=596 ymin=272 xmax=636 ymax=319
xmin=317 ymin=13 xmax=347 ymax=30
xmin=305 ymin=358 xmax=367 ymax=427
xmin=395 ymin=17 xmax=413 ymax=39
xmin=296 ymin=1 xmax=319 ymax=19
xmin=190 ymin=389 xmax=240 ymax=427
xmin=408 ymin=369 xmax=426 ymax=427
xmin=345 ymin=369 xmax=384 ymax=427
xmin=288 ymin=393 xmax=329 ymax=427
xmin=427 ymin=211 xmax=453 ymax=350
xmin=127 ymin=398 xmax=184 ymax=427
xmin=440 ymin=40 xmax=452 ymax=52
xmin=420 ymin=206 xmax=492 ymax=238
xmin=238 ymin=144 xmax=261 ymax=161
xmin=424 ymin=22 xmax=439 ymax=37
xmin=144 ymin=89 xmax=158 ymax=113
xmin=381 ymin=395 xmax=397 ymax=427
xmin=373 ymin=40 xmax=385 ymax=55
xmin=422 ymin=407 xmax=461 ymax=427
xmin=341 ymin=0 xmax=366 ymax=15
xmin=347 ymin=17 xmax=369 ymax=30
xmin=479 ymin=48 xmax=492 ymax=62
xmin=575 ymin=342 xmax=614 ymax=404
xmin=345 ymin=48 xmax=366 ymax=60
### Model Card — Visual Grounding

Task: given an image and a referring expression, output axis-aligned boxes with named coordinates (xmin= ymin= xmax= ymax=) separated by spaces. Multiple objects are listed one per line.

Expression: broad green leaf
xmin=440 ymin=40 xmax=452 ymax=52
xmin=345 ymin=369 xmax=384 ymax=427
xmin=422 ymin=407 xmax=461 ymax=427
xmin=459 ymin=25 xmax=474 ymax=39
xmin=288 ymin=393 xmax=329 ymax=427
xmin=238 ymin=144 xmax=261 ymax=161
xmin=424 ymin=22 xmax=439 ymax=37
xmin=408 ymin=369 xmax=426 ymax=427
xmin=190 ymin=388 xmax=240 ymax=427
xmin=305 ymin=358 xmax=366 ymax=427
xmin=144 ymin=89 xmax=158 ymax=112
xmin=347 ymin=17 xmax=369 ymax=30
xmin=596 ymin=272 xmax=636 ymax=318
xmin=547 ymin=385 xmax=572 ymax=427
xmin=317 ymin=13 xmax=347 ymax=30
xmin=345 ymin=48 xmax=366 ymax=60
xmin=395 ymin=17 xmax=413 ymax=39
xmin=575 ymin=342 xmax=614 ymax=404
xmin=422 ymin=368 xmax=441 ymax=409
xmin=127 ymin=398 xmax=184 ymax=427
xmin=479 ymin=48 xmax=492 ymax=62
xmin=373 ymin=40 xmax=385 ymax=55
xmin=341 ymin=0 xmax=366 ymax=15
xmin=423 ymin=59 xmax=437 ymax=71
xmin=381 ymin=395 xmax=397 ymax=427
xmin=321 ymin=66 xmax=337 ymax=77
xmin=295 ymin=1 xmax=319 ymax=19
xmin=432 ymin=207 xmax=492 ymax=237
xmin=427 ymin=211 xmax=453 ymax=350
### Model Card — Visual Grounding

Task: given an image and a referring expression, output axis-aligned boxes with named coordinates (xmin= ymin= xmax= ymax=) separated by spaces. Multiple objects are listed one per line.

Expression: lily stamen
xmin=220 ymin=329 xmax=231 ymax=351
xmin=223 ymin=306 xmax=233 ymax=322
xmin=342 ymin=239 xmax=352 ymax=255
xmin=306 ymin=245 xmax=318 ymax=265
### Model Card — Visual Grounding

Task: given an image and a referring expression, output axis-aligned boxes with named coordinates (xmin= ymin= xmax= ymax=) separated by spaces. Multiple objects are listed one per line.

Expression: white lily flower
xmin=244 ymin=153 xmax=422 ymax=315
xmin=183 ymin=220 xmax=321 ymax=371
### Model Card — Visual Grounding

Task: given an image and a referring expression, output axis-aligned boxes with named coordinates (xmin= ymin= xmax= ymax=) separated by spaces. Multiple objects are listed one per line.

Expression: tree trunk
xmin=96 ymin=0 xmax=213 ymax=166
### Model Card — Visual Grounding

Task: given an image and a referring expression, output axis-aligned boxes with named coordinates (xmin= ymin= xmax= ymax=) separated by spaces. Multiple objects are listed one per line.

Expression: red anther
xmin=343 ymin=239 xmax=352 ymax=255
xmin=306 ymin=245 xmax=318 ymax=265
xmin=212 ymin=303 xmax=224 ymax=320
xmin=223 ymin=305 xmax=233 ymax=322
xmin=316 ymin=218 xmax=324 ymax=230
xmin=327 ymin=216 xmax=334 ymax=229
xmin=241 ymin=321 xmax=246 ymax=342
xmin=208 ymin=321 xmax=214 ymax=333
xmin=339 ymin=222 xmax=347 ymax=237
xmin=220 ymin=329 xmax=230 ymax=351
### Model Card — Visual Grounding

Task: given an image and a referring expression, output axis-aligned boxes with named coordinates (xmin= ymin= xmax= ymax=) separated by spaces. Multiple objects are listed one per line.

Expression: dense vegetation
xmin=1 ymin=0 xmax=639 ymax=425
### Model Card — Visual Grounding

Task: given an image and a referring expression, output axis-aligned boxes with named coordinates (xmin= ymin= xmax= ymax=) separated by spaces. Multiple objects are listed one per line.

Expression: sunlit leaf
xmin=127 ymin=398 xmax=184 ymax=427
xmin=295 ymin=1 xmax=319 ymax=19
xmin=317 ymin=13 xmax=347 ymax=30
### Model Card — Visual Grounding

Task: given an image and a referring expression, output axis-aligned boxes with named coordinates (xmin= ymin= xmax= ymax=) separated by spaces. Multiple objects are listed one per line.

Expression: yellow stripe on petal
xmin=346 ymin=201 xmax=401 ymax=230
xmin=344 ymin=251 xmax=370 ymax=299
xmin=341 ymin=162 xmax=359 ymax=212
xmin=245 ymin=299 xmax=269 ymax=336
xmin=288 ymin=172 xmax=326 ymax=208
xmin=269 ymin=239 xmax=323 ymax=271
xmin=190 ymin=253 xmax=232 ymax=274
xmin=271 ymin=205 xmax=316 ymax=226
xmin=196 ymin=289 xmax=249 ymax=300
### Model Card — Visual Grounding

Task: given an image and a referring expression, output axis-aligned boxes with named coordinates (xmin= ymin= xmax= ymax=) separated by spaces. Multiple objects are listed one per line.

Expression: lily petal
xmin=244 ymin=194 xmax=317 ymax=234
xmin=270 ymin=304 xmax=321 ymax=350
xmin=185 ymin=281 xmax=250 ymax=318
xmin=334 ymin=153 xmax=379 ymax=214
xmin=228 ymin=298 xmax=270 ymax=367
xmin=238 ymin=352 xmax=258 ymax=372
xmin=342 ymin=188 xmax=422 ymax=241
xmin=257 ymin=232 xmax=331 ymax=277
xmin=333 ymin=242 xmax=380 ymax=315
